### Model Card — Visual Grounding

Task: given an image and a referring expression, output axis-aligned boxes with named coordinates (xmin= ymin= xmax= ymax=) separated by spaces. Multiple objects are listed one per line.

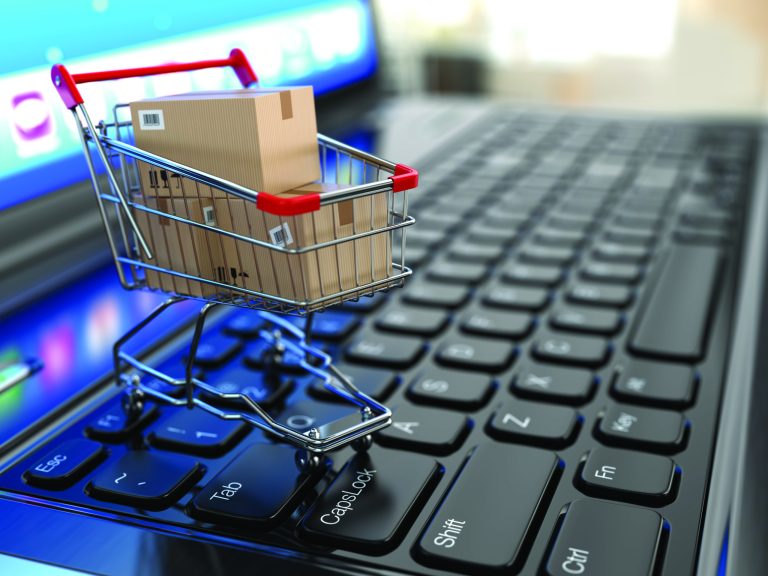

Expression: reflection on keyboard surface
xmin=0 ymin=111 xmax=755 ymax=575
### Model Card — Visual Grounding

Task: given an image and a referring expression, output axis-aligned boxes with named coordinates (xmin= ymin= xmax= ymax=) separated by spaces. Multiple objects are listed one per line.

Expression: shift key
xmin=417 ymin=443 xmax=561 ymax=572
xmin=300 ymin=448 xmax=440 ymax=552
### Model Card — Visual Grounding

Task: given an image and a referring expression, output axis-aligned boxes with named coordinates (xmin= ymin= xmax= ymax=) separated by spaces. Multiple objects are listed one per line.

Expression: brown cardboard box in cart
xmin=133 ymin=196 xmax=225 ymax=298
xmin=132 ymin=183 xmax=392 ymax=306
xmin=129 ymin=87 xmax=320 ymax=197
xmin=206 ymin=182 xmax=392 ymax=307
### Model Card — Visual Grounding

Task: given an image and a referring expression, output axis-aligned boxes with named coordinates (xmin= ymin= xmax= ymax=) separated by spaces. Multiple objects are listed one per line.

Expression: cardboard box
xmin=220 ymin=183 xmax=392 ymax=305
xmin=133 ymin=196 xmax=225 ymax=298
xmin=132 ymin=182 xmax=392 ymax=306
xmin=129 ymin=88 xmax=320 ymax=197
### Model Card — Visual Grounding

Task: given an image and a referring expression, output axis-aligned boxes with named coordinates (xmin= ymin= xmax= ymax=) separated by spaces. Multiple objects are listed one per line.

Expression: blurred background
xmin=374 ymin=0 xmax=768 ymax=114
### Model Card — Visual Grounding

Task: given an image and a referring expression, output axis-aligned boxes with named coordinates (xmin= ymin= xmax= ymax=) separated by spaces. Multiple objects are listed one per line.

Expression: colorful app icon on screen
xmin=9 ymin=90 xmax=59 ymax=158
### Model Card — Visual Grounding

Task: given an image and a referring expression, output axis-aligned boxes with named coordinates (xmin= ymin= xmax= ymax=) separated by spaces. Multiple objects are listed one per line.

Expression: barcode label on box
xmin=269 ymin=223 xmax=294 ymax=247
xmin=203 ymin=206 xmax=216 ymax=226
xmin=139 ymin=109 xmax=165 ymax=130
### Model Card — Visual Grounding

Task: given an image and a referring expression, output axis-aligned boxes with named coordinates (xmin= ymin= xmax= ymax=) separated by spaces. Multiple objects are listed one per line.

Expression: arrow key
xmin=148 ymin=407 xmax=249 ymax=457
xmin=487 ymin=400 xmax=581 ymax=448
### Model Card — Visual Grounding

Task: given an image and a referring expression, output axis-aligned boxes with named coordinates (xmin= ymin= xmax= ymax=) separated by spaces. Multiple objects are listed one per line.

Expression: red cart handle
xmin=51 ymin=48 xmax=258 ymax=110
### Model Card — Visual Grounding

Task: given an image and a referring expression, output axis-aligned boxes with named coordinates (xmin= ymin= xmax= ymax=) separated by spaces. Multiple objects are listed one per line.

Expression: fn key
xmin=545 ymin=499 xmax=666 ymax=576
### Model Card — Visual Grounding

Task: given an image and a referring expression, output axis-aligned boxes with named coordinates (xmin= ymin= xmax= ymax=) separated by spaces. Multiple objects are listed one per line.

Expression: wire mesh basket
xmin=51 ymin=49 xmax=418 ymax=457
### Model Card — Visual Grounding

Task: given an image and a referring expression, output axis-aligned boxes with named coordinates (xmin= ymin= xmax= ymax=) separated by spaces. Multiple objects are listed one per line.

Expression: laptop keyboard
xmin=0 ymin=111 xmax=755 ymax=575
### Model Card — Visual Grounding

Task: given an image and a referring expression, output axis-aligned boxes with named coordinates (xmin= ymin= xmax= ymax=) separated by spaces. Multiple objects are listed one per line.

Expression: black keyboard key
xmin=408 ymin=367 xmax=495 ymax=410
xmin=342 ymin=291 xmax=388 ymax=313
xmin=140 ymin=375 xmax=186 ymax=399
xmin=629 ymin=245 xmax=721 ymax=361
xmin=674 ymin=228 xmax=728 ymax=245
xmin=277 ymin=400 xmax=355 ymax=436
xmin=202 ymin=366 xmax=293 ymax=408
xmin=548 ymin=212 xmax=594 ymax=232
xmin=550 ymin=306 xmax=622 ymax=335
xmin=612 ymin=360 xmax=696 ymax=408
xmin=418 ymin=212 xmax=463 ymax=231
xmin=482 ymin=213 xmax=529 ymax=231
xmin=394 ymin=244 xmax=430 ymax=269
xmin=346 ymin=332 xmax=426 ymax=369
xmin=86 ymin=451 xmax=201 ymax=510
xmin=483 ymin=284 xmax=550 ymax=311
xmin=408 ymin=228 xmax=446 ymax=248
xmin=577 ymin=447 xmax=678 ymax=505
xmin=622 ymin=198 xmax=665 ymax=216
xmin=436 ymin=336 xmax=516 ymax=372
xmin=567 ymin=283 xmax=633 ymax=307
xmin=426 ymin=260 xmax=488 ymax=284
xmin=534 ymin=227 xmax=587 ymax=248
xmin=593 ymin=243 xmax=650 ymax=263
xmin=309 ymin=364 xmax=399 ymax=403
xmin=581 ymin=261 xmax=642 ymax=284
xmin=416 ymin=443 xmax=560 ymax=573
xmin=24 ymin=439 xmax=105 ymax=489
xmin=300 ymin=448 xmax=440 ymax=552
xmin=596 ymin=404 xmax=688 ymax=453
xmin=513 ymin=363 xmax=596 ymax=405
xmin=604 ymin=226 xmax=655 ymax=245
xmin=375 ymin=305 xmax=449 ymax=337
xmin=460 ymin=306 xmax=533 ymax=339
xmin=615 ymin=212 xmax=661 ymax=229
xmin=188 ymin=333 xmax=243 ymax=368
xmin=544 ymin=499 xmax=665 ymax=576
xmin=448 ymin=242 xmax=505 ymax=263
xmin=243 ymin=339 xmax=304 ymax=373
xmin=518 ymin=244 xmax=577 ymax=266
xmin=302 ymin=310 xmax=360 ymax=341
xmin=533 ymin=331 xmax=610 ymax=367
xmin=403 ymin=281 xmax=470 ymax=309
xmin=376 ymin=405 xmax=470 ymax=455
xmin=502 ymin=263 xmax=563 ymax=287
xmin=224 ymin=312 xmax=265 ymax=338
xmin=85 ymin=404 xmax=159 ymax=442
xmin=680 ymin=211 xmax=730 ymax=228
xmin=465 ymin=224 xmax=518 ymax=245
xmin=148 ymin=407 xmax=248 ymax=457
xmin=487 ymin=399 xmax=580 ymax=448
xmin=190 ymin=443 xmax=319 ymax=528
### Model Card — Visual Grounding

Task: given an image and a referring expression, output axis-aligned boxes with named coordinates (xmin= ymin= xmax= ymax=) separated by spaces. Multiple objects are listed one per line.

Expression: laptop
xmin=0 ymin=1 xmax=764 ymax=574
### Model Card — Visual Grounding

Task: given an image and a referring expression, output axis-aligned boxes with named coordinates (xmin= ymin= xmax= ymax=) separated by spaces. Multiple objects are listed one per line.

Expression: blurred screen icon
xmin=9 ymin=90 xmax=59 ymax=158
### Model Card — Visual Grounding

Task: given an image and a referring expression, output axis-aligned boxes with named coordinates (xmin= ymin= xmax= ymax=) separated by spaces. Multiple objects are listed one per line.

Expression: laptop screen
xmin=0 ymin=0 xmax=377 ymax=211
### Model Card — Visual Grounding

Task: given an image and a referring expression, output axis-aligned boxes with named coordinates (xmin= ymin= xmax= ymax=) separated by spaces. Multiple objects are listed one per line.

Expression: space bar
xmin=630 ymin=245 xmax=722 ymax=362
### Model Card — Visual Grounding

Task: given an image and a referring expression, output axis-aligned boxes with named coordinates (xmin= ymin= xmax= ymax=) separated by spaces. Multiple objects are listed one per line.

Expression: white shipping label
xmin=269 ymin=222 xmax=294 ymax=247
xmin=203 ymin=206 xmax=216 ymax=227
xmin=139 ymin=109 xmax=165 ymax=130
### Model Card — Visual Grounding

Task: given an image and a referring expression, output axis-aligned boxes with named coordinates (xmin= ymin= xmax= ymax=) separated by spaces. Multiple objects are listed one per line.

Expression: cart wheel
xmin=295 ymin=448 xmax=322 ymax=471
xmin=121 ymin=383 xmax=145 ymax=421
xmin=351 ymin=434 xmax=372 ymax=453
xmin=262 ymin=329 xmax=286 ymax=384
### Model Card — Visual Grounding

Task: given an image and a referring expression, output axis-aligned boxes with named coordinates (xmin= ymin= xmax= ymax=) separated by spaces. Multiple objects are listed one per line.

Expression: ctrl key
xmin=544 ymin=499 xmax=666 ymax=576
xmin=24 ymin=439 xmax=105 ymax=489
xmin=300 ymin=449 xmax=440 ymax=553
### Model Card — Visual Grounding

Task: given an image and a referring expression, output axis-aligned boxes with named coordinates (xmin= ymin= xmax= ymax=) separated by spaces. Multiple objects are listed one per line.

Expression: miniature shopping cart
xmin=51 ymin=49 xmax=417 ymax=463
